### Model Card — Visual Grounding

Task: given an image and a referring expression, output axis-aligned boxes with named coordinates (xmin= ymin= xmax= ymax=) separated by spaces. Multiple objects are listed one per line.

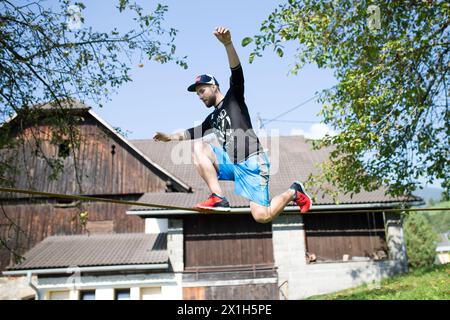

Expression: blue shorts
xmin=210 ymin=144 xmax=270 ymax=207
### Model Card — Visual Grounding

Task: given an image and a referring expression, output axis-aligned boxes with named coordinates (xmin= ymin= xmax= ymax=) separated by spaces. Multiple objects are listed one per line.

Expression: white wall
xmin=167 ymin=219 xmax=184 ymax=272
xmin=37 ymin=272 xmax=182 ymax=300
xmin=145 ymin=218 xmax=168 ymax=234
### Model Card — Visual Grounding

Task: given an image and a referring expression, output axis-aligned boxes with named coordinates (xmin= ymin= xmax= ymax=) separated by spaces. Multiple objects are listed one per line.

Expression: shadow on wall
xmin=346 ymin=260 xmax=405 ymax=292
xmin=151 ymin=233 xmax=167 ymax=251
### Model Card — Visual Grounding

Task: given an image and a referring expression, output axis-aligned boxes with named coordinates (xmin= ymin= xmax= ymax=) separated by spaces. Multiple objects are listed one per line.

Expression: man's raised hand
xmin=153 ymin=131 xmax=171 ymax=142
xmin=213 ymin=26 xmax=232 ymax=46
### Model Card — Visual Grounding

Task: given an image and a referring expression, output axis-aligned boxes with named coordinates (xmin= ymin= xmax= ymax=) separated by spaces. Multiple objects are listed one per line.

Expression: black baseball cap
xmin=187 ymin=74 xmax=219 ymax=92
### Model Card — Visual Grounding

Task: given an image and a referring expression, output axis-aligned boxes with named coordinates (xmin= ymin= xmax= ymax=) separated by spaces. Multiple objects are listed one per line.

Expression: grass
xmin=307 ymin=263 xmax=450 ymax=300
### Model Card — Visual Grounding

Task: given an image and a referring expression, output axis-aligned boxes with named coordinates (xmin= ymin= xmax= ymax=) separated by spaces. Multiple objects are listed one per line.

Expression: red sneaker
xmin=195 ymin=193 xmax=231 ymax=212
xmin=290 ymin=181 xmax=312 ymax=214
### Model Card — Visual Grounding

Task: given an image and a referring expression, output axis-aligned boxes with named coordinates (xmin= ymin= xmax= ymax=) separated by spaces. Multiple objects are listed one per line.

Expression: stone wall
xmin=0 ymin=276 xmax=36 ymax=300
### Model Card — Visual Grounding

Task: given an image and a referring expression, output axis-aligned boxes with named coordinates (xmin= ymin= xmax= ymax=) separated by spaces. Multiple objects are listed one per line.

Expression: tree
xmin=0 ymin=0 xmax=187 ymax=187
xmin=422 ymin=201 xmax=450 ymax=234
xmin=243 ymin=0 xmax=449 ymax=199
xmin=403 ymin=212 xmax=438 ymax=268
xmin=0 ymin=0 xmax=187 ymax=257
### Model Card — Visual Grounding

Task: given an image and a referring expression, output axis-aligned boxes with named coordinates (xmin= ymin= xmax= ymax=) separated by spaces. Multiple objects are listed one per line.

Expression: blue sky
xmin=78 ymin=0 xmax=337 ymax=139
xmin=52 ymin=1 xmax=442 ymax=190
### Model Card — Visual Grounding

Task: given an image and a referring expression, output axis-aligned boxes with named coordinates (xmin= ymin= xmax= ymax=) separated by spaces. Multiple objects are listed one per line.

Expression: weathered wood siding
xmin=1 ymin=113 xmax=167 ymax=197
xmin=0 ymin=111 xmax=171 ymax=270
xmin=303 ymin=212 xmax=388 ymax=261
xmin=183 ymin=215 xmax=274 ymax=269
xmin=0 ymin=200 xmax=144 ymax=270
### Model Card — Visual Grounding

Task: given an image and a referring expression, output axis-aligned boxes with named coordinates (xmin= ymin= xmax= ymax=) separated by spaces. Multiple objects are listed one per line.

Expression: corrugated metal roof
xmin=7 ymin=233 xmax=167 ymax=271
xmin=38 ymin=98 xmax=91 ymax=110
xmin=129 ymin=136 xmax=420 ymax=210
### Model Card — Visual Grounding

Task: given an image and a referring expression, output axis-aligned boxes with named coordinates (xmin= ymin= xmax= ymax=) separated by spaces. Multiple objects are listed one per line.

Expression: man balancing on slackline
xmin=153 ymin=26 xmax=312 ymax=223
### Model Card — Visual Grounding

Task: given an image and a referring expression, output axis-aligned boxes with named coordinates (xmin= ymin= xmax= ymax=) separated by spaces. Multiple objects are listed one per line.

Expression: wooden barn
xmin=0 ymin=100 xmax=190 ymax=299
xmin=1 ymin=102 xmax=423 ymax=300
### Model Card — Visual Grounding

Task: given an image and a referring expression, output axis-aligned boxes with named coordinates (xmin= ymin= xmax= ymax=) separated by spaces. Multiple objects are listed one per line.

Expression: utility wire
xmin=261 ymin=93 xmax=320 ymax=128
xmin=261 ymin=119 xmax=319 ymax=124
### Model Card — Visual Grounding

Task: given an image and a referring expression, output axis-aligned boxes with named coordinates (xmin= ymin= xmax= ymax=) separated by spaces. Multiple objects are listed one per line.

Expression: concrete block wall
xmin=384 ymin=212 xmax=408 ymax=272
xmin=272 ymin=215 xmax=307 ymax=300
xmin=167 ymin=219 xmax=184 ymax=273
xmin=289 ymin=260 xmax=405 ymax=299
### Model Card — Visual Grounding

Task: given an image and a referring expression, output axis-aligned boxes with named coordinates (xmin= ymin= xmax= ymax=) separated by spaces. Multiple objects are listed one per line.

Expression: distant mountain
xmin=413 ymin=187 xmax=444 ymax=204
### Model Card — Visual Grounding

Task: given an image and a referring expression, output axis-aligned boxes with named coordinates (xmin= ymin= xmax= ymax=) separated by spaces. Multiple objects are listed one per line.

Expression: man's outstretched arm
xmin=214 ymin=26 xmax=240 ymax=69
xmin=153 ymin=131 xmax=185 ymax=142
xmin=153 ymin=117 xmax=212 ymax=142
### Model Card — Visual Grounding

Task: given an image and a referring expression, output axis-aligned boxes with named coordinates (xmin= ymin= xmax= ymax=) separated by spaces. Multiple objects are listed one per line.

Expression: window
xmin=53 ymin=198 xmax=80 ymax=208
xmin=140 ymin=287 xmax=162 ymax=300
xmin=303 ymin=212 xmax=388 ymax=263
xmin=48 ymin=290 xmax=70 ymax=300
xmin=80 ymin=290 xmax=96 ymax=300
xmin=58 ymin=140 xmax=71 ymax=158
xmin=115 ymin=289 xmax=130 ymax=300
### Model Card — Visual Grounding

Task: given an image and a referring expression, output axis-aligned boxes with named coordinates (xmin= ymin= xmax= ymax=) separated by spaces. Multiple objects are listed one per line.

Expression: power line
xmin=261 ymin=119 xmax=320 ymax=124
xmin=261 ymin=93 xmax=320 ymax=128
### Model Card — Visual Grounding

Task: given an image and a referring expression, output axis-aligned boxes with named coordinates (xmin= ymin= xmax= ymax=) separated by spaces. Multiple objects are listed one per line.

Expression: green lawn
xmin=307 ymin=263 xmax=450 ymax=300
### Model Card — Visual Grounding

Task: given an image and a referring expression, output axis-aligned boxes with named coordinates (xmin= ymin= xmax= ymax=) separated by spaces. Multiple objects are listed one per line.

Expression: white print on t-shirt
xmin=212 ymin=109 xmax=232 ymax=148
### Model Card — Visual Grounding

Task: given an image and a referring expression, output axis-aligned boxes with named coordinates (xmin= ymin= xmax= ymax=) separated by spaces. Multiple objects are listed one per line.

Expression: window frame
xmin=114 ymin=288 xmax=131 ymax=300
xmin=303 ymin=211 xmax=389 ymax=264
xmin=79 ymin=289 xmax=96 ymax=300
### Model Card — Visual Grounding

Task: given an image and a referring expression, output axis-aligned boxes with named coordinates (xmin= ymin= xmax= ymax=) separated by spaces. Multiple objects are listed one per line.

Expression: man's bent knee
xmin=192 ymin=141 xmax=218 ymax=170
xmin=251 ymin=205 xmax=271 ymax=224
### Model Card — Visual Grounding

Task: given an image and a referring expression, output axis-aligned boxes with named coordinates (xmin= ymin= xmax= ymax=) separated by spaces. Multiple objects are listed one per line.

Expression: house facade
xmin=1 ymin=104 xmax=423 ymax=299
xmin=436 ymin=233 xmax=450 ymax=264
xmin=127 ymin=137 xmax=422 ymax=299
xmin=2 ymin=233 xmax=182 ymax=300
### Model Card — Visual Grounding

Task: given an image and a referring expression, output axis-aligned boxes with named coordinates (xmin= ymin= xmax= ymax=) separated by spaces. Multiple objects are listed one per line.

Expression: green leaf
xmin=241 ymin=37 xmax=253 ymax=47
xmin=249 ymin=52 xmax=255 ymax=64
xmin=276 ymin=47 xmax=284 ymax=57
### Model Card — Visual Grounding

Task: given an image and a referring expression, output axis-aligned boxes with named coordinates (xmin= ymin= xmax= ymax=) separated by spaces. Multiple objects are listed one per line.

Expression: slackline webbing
xmin=0 ymin=186 xmax=201 ymax=212
xmin=0 ymin=186 xmax=449 ymax=214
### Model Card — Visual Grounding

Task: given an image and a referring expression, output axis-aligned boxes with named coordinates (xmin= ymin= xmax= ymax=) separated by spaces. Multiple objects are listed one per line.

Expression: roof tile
xmin=129 ymin=136 xmax=420 ymax=210
xmin=7 ymin=233 xmax=167 ymax=270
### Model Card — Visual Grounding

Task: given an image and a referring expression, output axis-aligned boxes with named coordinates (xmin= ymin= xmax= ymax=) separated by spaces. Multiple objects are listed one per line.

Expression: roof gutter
xmin=3 ymin=263 xmax=169 ymax=276
xmin=27 ymin=271 xmax=41 ymax=300
xmin=127 ymin=201 xmax=425 ymax=216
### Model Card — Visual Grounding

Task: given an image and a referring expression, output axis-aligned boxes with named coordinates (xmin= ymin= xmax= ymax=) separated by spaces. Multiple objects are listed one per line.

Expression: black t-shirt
xmin=184 ymin=64 xmax=261 ymax=163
